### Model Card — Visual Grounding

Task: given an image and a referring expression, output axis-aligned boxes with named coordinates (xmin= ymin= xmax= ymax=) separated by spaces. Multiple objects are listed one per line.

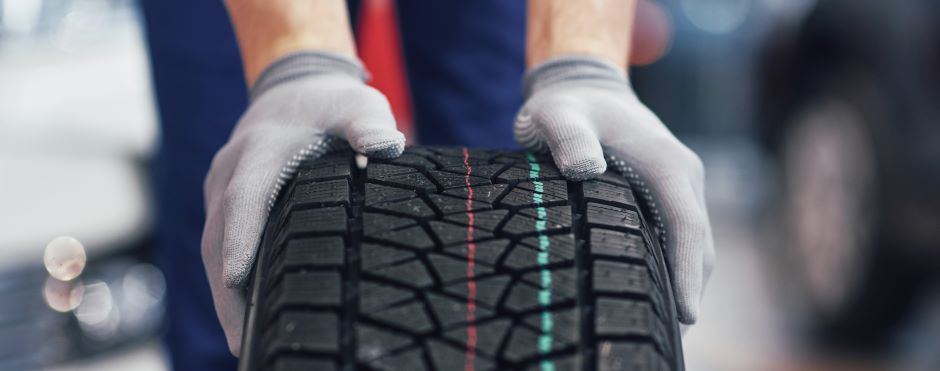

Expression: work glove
xmin=514 ymin=56 xmax=715 ymax=325
xmin=201 ymin=51 xmax=405 ymax=355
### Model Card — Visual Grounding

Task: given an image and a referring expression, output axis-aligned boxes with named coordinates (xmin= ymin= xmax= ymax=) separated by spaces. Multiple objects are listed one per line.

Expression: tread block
xmin=366 ymin=183 xmax=417 ymax=207
xmin=593 ymin=260 xmax=654 ymax=296
xmin=442 ymin=319 xmax=511 ymax=357
xmin=366 ymin=301 xmax=435 ymax=334
xmin=440 ymin=164 xmax=509 ymax=179
xmin=502 ymin=324 xmax=570 ymax=363
xmin=369 ymin=197 xmax=436 ymax=218
xmin=497 ymin=166 xmax=561 ymax=182
xmin=363 ymin=213 xmax=416 ymax=235
xmin=360 ymin=281 xmax=414 ymax=312
xmin=428 ymin=253 xmax=493 ymax=284
xmin=427 ymin=194 xmax=492 ymax=215
xmin=443 ymin=275 xmax=510 ymax=309
xmin=502 ymin=206 xmax=572 ymax=236
xmin=295 ymin=154 xmax=351 ymax=182
xmin=270 ymin=236 xmax=345 ymax=274
xmin=595 ymin=298 xmax=663 ymax=338
xmin=286 ymin=206 xmax=347 ymax=235
xmin=429 ymin=170 xmax=491 ymax=189
xmin=387 ymin=153 xmax=438 ymax=168
xmin=524 ymin=355 xmax=581 ymax=371
xmin=368 ymin=163 xmax=417 ymax=179
xmin=356 ymin=324 xmax=413 ymax=362
xmin=292 ymin=179 xmax=350 ymax=208
xmin=427 ymin=292 xmax=493 ymax=329
xmin=594 ymin=172 xmax=632 ymax=187
xmin=371 ymin=171 xmax=438 ymax=192
xmin=271 ymin=356 xmax=336 ymax=371
xmin=502 ymin=241 xmax=575 ymax=270
xmin=586 ymin=202 xmax=641 ymax=231
xmin=504 ymin=279 xmax=574 ymax=312
xmin=505 ymin=180 xmax=569 ymax=206
xmin=433 ymin=154 xmax=491 ymax=167
xmin=444 ymin=209 xmax=509 ymax=232
xmin=428 ymin=221 xmax=493 ymax=245
xmin=443 ymin=184 xmax=509 ymax=204
xmin=583 ymin=180 xmax=636 ymax=209
xmin=268 ymin=271 xmax=342 ymax=313
xmin=590 ymin=229 xmax=647 ymax=262
xmin=597 ymin=342 xmax=670 ymax=371
xmin=263 ymin=311 xmax=338 ymax=355
xmin=361 ymin=244 xmax=416 ymax=271
xmin=521 ymin=308 xmax=580 ymax=343
xmin=442 ymin=239 xmax=510 ymax=267
xmin=499 ymin=187 xmax=566 ymax=208
xmin=369 ymin=259 xmax=435 ymax=288
xmin=367 ymin=347 xmax=428 ymax=371
xmin=519 ymin=269 xmax=578 ymax=302
xmin=370 ymin=225 xmax=436 ymax=250
xmin=427 ymin=339 xmax=495 ymax=371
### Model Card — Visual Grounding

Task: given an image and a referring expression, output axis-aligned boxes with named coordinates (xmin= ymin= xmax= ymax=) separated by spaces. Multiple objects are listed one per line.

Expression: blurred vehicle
xmin=758 ymin=0 xmax=940 ymax=351
xmin=0 ymin=0 xmax=165 ymax=369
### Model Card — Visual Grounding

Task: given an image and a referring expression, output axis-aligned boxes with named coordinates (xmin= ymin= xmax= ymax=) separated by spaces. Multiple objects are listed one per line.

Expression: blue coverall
xmin=140 ymin=1 xmax=524 ymax=368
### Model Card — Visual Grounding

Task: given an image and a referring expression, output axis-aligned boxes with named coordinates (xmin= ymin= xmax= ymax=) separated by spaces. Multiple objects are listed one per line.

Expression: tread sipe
xmin=239 ymin=146 xmax=684 ymax=371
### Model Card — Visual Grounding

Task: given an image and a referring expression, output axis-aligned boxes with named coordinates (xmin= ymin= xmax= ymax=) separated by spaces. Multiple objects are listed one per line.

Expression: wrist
xmin=251 ymin=51 xmax=366 ymax=101
xmin=523 ymin=55 xmax=629 ymax=99
xmin=526 ymin=0 xmax=633 ymax=69
xmin=226 ymin=0 xmax=357 ymax=85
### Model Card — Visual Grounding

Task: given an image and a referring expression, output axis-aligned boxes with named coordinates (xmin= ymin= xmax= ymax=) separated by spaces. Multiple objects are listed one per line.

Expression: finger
xmin=613 ymin=146 xmax=711 ymax=324
xmin=204 ymin=138 xmax=247 ymax=210
xmin=517 ymin=106 xmax=606 ymax=180
xmin=655 ymin=175 xmax=709 ymax=325
xmin=220 ymin=130 xmax=319 ymax=288
xmin=689 ymin=167 xmax=716 ymax=304
xmin=202 ymin=200 xmax=246 ymax=356
xmin=340 ymin=88 xmax=405 ymax=158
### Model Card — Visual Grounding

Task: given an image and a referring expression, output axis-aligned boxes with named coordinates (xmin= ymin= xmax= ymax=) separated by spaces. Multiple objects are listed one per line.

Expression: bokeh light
xmin=43 ymin=236 xmax=87 ymax=281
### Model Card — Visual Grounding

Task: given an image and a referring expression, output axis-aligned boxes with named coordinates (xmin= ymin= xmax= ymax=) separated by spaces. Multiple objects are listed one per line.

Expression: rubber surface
xmin=239 ymin=147 xmax=684 ymax=371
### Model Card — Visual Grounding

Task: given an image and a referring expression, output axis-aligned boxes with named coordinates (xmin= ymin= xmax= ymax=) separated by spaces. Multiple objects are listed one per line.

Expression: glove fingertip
xmin=360 ymin=137 xmax=406 ymax=159
xmin=558 ymin=156 xmax=607 ymax=181
xmin=223 ymin=262 xmax=251 ymax=288
xmin=349 ymin=127 xmax=406 ymax=159
xmin=675 ymin=287 xmax=701 ymax=325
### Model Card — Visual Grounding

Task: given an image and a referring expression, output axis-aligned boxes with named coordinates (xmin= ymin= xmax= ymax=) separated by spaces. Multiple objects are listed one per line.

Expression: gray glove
xmin=514 ymin=56 xmax=715 ymax=324
xmin=201 ymin=51 xmax=405 ymax=355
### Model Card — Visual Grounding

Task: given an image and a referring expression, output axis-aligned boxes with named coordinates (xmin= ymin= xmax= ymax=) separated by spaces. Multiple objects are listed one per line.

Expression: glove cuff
xmin=251 ymin=51 xmax=368 ymax=101
xmin=522 ymin=55 xmax=628 ymax=99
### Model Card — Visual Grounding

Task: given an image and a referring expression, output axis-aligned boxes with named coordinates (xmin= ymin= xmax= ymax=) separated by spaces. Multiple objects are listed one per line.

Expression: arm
xmin=527 ymin=0 xmax=635 ymax=69
xmin=225 ymin=0 xmax=357 ymax=85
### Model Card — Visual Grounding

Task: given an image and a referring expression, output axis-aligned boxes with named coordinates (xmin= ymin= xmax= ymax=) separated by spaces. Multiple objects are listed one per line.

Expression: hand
xmin=514 ymin=56 xmax=715 ymax=324
xmin=201 ymin=51 xmax=405 ymax=355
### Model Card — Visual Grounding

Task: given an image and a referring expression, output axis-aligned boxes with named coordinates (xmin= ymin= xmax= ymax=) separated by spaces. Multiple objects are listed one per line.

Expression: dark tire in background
xmin=238 ymin=146 xmax=684 ymax=371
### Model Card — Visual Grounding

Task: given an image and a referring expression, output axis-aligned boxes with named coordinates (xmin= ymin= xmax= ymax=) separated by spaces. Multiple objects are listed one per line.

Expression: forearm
xmin=526 ymin=0 xmax=635 ymax=70
xmin=225 ymin=0 xmax=357 ymax=86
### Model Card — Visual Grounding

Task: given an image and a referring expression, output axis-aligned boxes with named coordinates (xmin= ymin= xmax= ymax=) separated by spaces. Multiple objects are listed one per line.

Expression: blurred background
xmin=0 ymin=0 xmax=937 ymax=370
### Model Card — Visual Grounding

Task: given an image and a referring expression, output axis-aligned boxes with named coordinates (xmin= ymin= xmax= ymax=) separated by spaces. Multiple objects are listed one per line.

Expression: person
xmin=141 ymin=0 xmax=715 ymax=368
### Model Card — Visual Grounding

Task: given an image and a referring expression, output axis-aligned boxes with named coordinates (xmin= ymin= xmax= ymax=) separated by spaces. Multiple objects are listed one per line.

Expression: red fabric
xmin=356 ymin=0 xmax=414 ymax=141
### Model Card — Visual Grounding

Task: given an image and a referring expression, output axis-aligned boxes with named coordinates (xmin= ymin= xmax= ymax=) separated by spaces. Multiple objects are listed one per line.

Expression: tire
xmin=773 ymin=95 xmax=925 ymax=350
xmin=239 ymin=146 xmax=684 ymax=371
